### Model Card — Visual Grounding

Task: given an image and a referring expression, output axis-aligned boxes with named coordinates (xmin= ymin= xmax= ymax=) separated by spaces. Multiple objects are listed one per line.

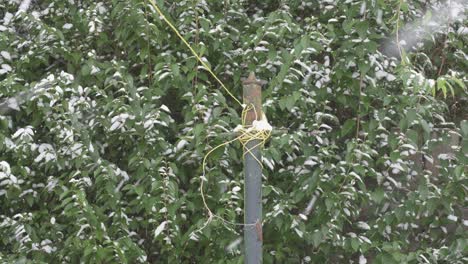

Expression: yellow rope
xmin=147 ymin=0 xmax=242 ymax=106
xmin=146 ymin=1 xmax=272 ymax=232
xmin=198 ymin=104 xmax=271 ymax=231
xmin=196 ymin=104 xmax=271 ymax=232
xmin=237 ymin=104 xmax=271 ymax=165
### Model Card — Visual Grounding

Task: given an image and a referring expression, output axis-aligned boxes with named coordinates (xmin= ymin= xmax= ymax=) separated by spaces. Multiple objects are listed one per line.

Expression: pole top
xmin=242 ymin=72 xmax=265 ymax=86
xmin=242 ymin=72 xmax=263 ymax=124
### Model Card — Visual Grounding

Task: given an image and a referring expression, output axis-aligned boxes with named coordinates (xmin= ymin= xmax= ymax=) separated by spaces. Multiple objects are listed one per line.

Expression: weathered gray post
xmin=242 ymin=72 xmax=263 ymax=264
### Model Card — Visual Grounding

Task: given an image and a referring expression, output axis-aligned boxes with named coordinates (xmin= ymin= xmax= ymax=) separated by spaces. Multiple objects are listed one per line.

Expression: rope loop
xmin=147 ymin=0 xmax=272 ymax=235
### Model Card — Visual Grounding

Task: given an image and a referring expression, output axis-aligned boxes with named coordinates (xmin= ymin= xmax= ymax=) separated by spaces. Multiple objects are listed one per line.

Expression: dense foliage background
xmin=0 ymin=0 xmax=467 ymax=263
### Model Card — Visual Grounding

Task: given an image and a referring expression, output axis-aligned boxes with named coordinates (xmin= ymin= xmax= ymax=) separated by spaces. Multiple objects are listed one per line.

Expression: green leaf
xmin=358 ymin=60 xmax=370 ymax=74
xmin=356 ymin=21 xmax=369 ymax=38
xmin=135 ymin=185 xmax=144 ymax=196
xmin=451 ymin=77 xmax=466 ymax=90
xmin=372 ymin=188 xmax=385 ymax=204
xmin=278 ymin=94 xmax=297 ymax=111
xmin=342 ymin=119 xmax=356 ymax=137
xmin=461 ymin=120 xmax=468 ymax=137
xmin=311 ymin=230 xmax=322 ymax=247
xmin=420 ymin=119 xmax=431 ymax=135
xmin=437 ymin=77 xmax=447 ymax=98
xmin=343 ymin=19 xmax=355 ymax=34
xmin=406 ymin=109 xmax=417 ymax=126
xmin=81 ymin=63 xmax=91 ymax=76
xmin=351 ymin=237 xmax=360 ymax=251
xmin=462 ymin=139 xmax=468 ymax=155
xmin=445 ymin=81 xmax=455 ymax=97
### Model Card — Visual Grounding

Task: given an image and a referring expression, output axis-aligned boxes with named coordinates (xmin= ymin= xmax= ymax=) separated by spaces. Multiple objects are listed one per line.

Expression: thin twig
xmin=396 ymin=0 xmax=403 ymax=59
xmin=356 ymin=74 xmax=364 ymax=140
xmin=144 ymin=0 xmax=153 ymax=86
xmin=437 ymin=0 xmax=452 ymax=76
xmin=192 ymin=0 xmax=200 ymax=94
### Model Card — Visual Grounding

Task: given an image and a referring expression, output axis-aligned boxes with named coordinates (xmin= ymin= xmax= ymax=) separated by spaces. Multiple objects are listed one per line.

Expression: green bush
xmin=0 ymin=0 xmax=466 ymax=263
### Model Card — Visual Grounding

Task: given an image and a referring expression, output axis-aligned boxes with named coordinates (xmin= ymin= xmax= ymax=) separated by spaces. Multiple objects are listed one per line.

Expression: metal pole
xmin=242 ymin=72 xmax=263 ymax=264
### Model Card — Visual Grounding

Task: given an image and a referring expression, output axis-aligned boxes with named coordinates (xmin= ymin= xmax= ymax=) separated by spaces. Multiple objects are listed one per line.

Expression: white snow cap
xmin=252 ymin=119 xmax=272 ymax=131
xmin=251 ymin=113 xmax=272 ymax=131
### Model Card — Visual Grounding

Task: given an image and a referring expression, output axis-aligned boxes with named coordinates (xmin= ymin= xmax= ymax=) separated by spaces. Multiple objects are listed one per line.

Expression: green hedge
xmin=0 ymin=0 xmax=466 ymax=263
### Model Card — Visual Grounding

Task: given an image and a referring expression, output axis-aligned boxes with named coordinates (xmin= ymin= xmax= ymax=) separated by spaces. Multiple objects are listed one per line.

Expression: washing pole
xmin=242 ymin=72 xmax=263 ymax=264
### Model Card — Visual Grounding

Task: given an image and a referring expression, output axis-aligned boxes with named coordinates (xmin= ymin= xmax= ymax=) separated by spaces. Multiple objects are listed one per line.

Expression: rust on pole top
xmin=242 ymin=72 xmax=263 ymax=126
xmin=243 ymin=72 xmax=263 ymax=85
